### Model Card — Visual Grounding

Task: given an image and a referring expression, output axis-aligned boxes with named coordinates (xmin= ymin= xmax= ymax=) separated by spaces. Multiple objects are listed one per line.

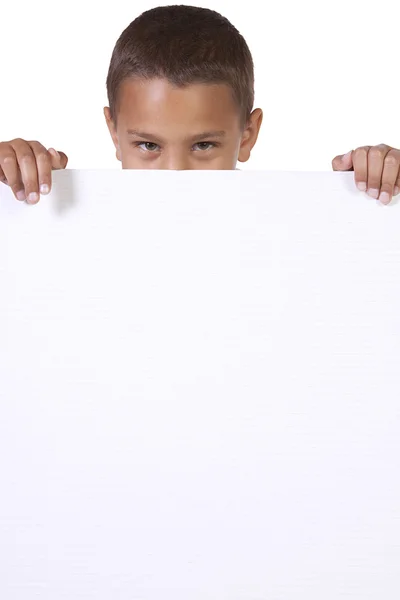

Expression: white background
xmin=1 ymin=0 xmax=399 ymax=170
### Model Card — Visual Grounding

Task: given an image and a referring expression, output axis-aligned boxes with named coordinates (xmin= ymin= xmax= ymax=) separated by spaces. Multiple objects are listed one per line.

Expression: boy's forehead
xmin=117 ymin=77 xmax=241 ymax=131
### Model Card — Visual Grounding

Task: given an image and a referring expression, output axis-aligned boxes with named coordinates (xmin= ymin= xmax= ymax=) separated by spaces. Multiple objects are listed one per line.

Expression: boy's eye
xmin=134 ymin=141 xmax=217 ymax=152
xmin=192 ymin=142 xmax=216 ymax=151
xmin=137 ymin=142 xmax=160 ymax=152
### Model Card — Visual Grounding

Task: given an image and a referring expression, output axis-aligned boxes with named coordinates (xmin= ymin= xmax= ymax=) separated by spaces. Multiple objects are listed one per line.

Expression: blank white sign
xmin=0 ymin=170 xmax=399 ymax=600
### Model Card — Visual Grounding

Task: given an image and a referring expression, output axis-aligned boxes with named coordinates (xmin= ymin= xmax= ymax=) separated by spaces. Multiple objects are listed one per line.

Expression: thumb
xmin=332 ymin=149 xmax=353 ymax=171
xmin=48 ymin=148 xmax=68 ymax=170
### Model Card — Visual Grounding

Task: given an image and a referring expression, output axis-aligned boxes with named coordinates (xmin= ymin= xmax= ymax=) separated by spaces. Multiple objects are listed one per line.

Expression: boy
xmin=0 ymin=5 xmax=399 ymax=205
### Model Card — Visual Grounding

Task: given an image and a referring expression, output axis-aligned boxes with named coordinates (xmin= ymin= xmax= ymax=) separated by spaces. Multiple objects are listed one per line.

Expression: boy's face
xmin=104 ymin=78 xmax=262 ymax=170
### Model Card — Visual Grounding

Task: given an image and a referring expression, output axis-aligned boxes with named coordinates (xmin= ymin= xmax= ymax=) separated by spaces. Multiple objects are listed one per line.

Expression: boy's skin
xmin=0 ymin=77 xmax=399 ymax=205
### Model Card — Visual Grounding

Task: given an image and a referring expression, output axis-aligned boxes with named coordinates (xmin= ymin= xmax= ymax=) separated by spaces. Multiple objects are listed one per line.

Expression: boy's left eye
xmin=192 ymin=142 xmax=216 ymax=151
xmin=138 ymin=142 xmax=160 ymax=152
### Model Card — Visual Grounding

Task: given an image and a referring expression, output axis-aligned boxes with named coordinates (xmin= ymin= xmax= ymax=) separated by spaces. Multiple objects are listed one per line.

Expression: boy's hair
xmin=106 ymin=5 xmax=254 ymax=127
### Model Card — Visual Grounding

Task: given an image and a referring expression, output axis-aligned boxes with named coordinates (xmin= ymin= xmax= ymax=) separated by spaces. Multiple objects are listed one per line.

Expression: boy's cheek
xmin=119 ymin=143 xmax=140 ymax=169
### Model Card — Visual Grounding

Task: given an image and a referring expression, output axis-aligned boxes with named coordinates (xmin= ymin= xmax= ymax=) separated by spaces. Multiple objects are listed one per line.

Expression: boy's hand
xmin=0 ymin=139 xmax=68 ymax=204
xmin=332 ymin=144 xmax=400 ymax=205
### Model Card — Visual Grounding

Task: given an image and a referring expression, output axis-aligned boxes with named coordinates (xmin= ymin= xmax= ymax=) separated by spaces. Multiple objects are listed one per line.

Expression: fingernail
xmin=357 ymin=182 xmax=367 ymax=192
xmin=40 ymin=184 xmax=49 ymax=194
xmin=379 ymin=191 xmax=391 ymax=204
xmin=367 ymin=188 xmax=379 ymax=199
xmin=394 ymin=186 xmax=399 ymax=196
xmin=342 ymin=150 xmax=352 ymax=161
xmin=28 ymin=192 xmax=39 ymax=204
xmin=16 ymin=190 xmax=26 ymax=201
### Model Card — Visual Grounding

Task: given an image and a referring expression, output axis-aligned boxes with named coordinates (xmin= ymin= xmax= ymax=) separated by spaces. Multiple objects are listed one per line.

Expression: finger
xmin=30 ymin=141 xmax=52 ymax=195
xmin=366 ymin=144 xmax=392 ymax=200
xmin=0 ymin=165 xmax=9 ymax=187
xmin=392 ymin=165 xmax=400 ymax=197
xmin=48 ymin=148 xmax=68 ymax=170
xmin=378 ymin=149 xmax=400 ymax=204
xmin=11 ymin=139 xmax=40 ymax=204
xmin=332 ymin=150 xmax=354 ymax=171
xmin=58 ymin=151 xmax=68 ymax=169
xmin=0 ymin=142 xmax=26 ymax=200
xmin=351 ymin=146 xmax=370 ymax=191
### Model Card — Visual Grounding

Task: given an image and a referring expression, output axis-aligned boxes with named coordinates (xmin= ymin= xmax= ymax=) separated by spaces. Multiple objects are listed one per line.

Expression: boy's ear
xmin=103 ymin=107 xmax=121 ymax=162
xmin=238 ymin=108 xmax=263 ymax=163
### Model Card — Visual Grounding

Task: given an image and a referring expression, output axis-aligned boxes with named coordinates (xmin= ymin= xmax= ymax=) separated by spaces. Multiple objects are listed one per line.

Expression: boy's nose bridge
xmin=161 ymin=147 xmax=191 ymax=171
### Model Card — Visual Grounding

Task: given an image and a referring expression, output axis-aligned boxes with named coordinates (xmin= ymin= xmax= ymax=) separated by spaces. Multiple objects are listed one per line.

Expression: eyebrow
xmin=126 ymin=129 xmax=226 ymax=143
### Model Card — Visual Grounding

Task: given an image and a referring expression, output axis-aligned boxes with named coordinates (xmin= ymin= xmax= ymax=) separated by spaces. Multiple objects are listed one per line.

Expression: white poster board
xmin=1 ymin=170 xmax=399 ymax=599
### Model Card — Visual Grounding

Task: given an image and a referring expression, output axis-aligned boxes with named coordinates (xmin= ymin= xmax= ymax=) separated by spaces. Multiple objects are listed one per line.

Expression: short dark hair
xmin=106 ymin=5 xmax=255 ymax=127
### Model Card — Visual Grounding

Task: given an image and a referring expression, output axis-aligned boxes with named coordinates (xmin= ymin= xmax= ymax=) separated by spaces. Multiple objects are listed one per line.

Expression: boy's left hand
xmin=332 ymin=144 xmax=400 ymax=205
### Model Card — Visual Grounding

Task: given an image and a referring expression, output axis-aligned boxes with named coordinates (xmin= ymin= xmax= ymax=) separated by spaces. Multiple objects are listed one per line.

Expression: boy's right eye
xmin=136 ymin=142 xmax=160 ymax=152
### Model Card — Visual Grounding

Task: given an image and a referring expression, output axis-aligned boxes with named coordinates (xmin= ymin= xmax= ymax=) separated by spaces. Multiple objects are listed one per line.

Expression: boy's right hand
xmin=0 ymin=139 xmax=68 ymax=204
